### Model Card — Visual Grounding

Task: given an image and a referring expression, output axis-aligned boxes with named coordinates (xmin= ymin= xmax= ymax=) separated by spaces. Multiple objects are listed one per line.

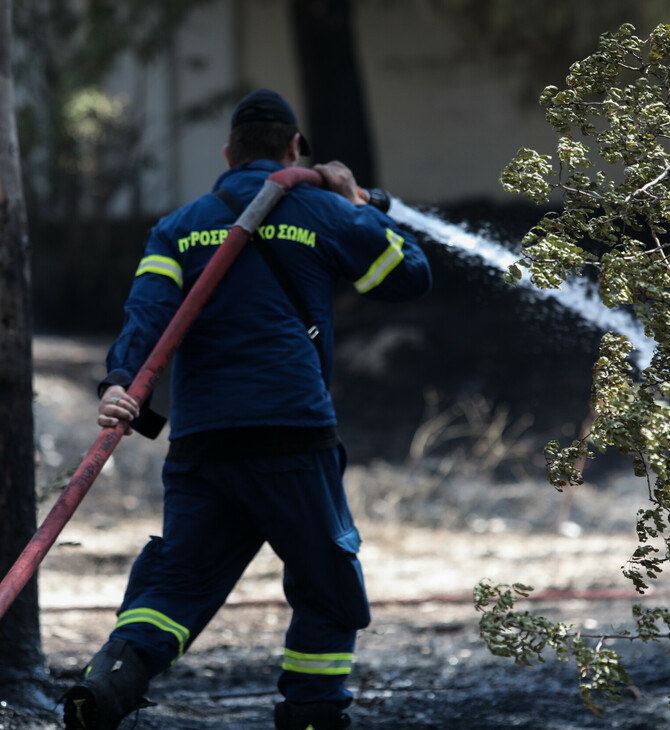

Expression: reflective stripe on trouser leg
xmin=110 ymin=461 xmax=265 ymax=678
xmin=282 ymin=649 xmax=354 ymax=676
xmin=251 ymin=446 xmax=368 ymax=705
xmin=113 ymin=608 xmax=190 ymax=664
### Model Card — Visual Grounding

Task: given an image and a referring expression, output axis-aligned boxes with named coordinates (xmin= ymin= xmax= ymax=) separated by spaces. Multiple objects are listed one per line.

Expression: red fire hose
xmin=0 ymin=166 xmax=323 ymax=622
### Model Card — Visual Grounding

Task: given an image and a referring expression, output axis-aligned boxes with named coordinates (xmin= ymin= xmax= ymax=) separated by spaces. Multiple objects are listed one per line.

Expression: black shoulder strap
xmin=214 ymin=188 xmax=245 ymax=218
xmin=213 ymin=187 xmax=325 ymax=376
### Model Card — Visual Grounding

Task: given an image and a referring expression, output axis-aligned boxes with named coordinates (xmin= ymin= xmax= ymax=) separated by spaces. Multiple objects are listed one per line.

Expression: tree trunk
xmin=289 ymin=0 xmax=377 ymax=187
xmin=0 ymin=0 xmax=48 ymax=705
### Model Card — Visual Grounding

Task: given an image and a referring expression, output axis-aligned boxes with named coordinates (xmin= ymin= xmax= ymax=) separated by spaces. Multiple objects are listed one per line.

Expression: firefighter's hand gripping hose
xmin=0 ymin=166 xmax=327 ymax=623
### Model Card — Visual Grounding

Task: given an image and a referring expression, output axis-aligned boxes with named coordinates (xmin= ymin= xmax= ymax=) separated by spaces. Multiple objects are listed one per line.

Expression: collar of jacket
xmin=211 ymin=159 xmax=285 ymax=193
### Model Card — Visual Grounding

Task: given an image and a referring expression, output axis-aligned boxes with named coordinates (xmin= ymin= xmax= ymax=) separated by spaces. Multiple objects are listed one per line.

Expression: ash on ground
xmin=2 ymin=337 xmax=669 ymax=729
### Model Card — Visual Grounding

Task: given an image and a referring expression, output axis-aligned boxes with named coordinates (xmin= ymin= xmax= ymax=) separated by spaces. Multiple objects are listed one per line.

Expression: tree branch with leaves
xmin=476 ymin=22 xmax=670 ymax=711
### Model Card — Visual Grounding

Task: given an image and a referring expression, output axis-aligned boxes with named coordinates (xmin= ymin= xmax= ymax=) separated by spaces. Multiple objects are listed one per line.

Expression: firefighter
xmin=62 ymin=88 xmax=432 ymax=730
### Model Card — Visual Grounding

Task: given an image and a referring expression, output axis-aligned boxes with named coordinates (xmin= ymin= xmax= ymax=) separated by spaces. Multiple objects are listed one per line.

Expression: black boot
xmin=274 ymin=701 xmax=351 ymax=730
xmin=62 ymin=639 xmax=149 ymax=730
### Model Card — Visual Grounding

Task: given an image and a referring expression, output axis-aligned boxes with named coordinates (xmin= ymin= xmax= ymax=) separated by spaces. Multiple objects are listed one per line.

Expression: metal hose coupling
xmin=362 ymin=187 xmax=392 ymax=213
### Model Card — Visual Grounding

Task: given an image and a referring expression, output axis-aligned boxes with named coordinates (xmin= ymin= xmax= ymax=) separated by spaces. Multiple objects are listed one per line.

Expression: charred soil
xmin=1 ymin=338 xmax=670 ymax=729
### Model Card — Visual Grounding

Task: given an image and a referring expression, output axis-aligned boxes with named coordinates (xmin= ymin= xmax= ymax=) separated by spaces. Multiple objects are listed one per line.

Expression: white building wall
xmin=354 ymin=2 xmax=556 ymax=204
xmin=107 ymin=1 xmax=664 ymax=212
xmin=106 ymin=0 xmax=239 ymax=215
xmin=237 ymin=0 xmax=305 ymax=137
xmin=237 ymin=0 xmax=557 ymax=205
xmin=172 ymin=3 xmax=240 ymax=206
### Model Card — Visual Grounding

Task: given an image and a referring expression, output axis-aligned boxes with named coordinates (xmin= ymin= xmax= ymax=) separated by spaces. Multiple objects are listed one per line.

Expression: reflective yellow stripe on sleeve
xmin=135 ymin=255 xmax=183 ymax=289
xmin=354 ymin=228 xmax=405 ymax=294
xmin=282 ymin=648 xmax=354 ymax=675
xmin=114 ymin=608 xmax=190 ymax=660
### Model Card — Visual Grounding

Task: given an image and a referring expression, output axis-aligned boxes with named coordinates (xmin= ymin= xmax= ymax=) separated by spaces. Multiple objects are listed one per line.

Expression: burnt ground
xmin=2 ymin=337 xmax=670 ymax=729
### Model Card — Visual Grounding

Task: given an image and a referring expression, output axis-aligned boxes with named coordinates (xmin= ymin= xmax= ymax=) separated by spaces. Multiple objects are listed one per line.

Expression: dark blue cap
xmin=231 ymin=89 xmax=311 ymax=156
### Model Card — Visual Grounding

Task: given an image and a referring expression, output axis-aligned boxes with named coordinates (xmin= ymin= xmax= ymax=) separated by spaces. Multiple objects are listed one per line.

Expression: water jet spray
xmin=390 ymin=198 xmax=655 ymax=368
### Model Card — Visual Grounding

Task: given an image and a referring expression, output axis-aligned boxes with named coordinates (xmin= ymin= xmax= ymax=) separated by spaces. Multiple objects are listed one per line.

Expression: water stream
xmin=390 ymin=198 xmax=655 ymax=369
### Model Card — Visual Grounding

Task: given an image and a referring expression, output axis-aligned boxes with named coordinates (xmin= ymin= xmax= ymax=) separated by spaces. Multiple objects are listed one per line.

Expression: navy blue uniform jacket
xmin=103 ymin=160 xmax=432 ymax=441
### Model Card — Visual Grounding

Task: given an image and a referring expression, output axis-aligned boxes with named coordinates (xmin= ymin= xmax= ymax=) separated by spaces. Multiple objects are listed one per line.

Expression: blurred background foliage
xmin=12 ymin=0 xmax=220 ymax=223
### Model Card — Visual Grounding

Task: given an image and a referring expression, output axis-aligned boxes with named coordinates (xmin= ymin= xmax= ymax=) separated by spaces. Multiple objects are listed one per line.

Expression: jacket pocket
xmin=333 ymin=525 xmax=361 ymax=556
xmin=331 ymin=526 xmax=370 ymax=629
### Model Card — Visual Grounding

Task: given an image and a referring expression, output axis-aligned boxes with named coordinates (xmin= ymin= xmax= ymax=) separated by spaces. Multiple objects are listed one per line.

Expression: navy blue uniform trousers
xmin=109 ymin=445 xmax=370 ymax=706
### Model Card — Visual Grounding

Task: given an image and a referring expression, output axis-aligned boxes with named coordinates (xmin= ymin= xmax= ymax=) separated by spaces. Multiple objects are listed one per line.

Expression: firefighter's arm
xmin=312 ymin=163 xmax=430 ymax=300
xmin=99 ymin=227 xmax=183 ymax=437
xmin=106 ymin=226 xmax=183 ymax=375
xmin=341 ymin=207 xmax=432 ymax=302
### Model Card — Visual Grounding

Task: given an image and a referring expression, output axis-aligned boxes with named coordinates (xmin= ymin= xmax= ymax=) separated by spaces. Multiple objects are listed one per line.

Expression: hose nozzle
xmin=361 ymin=187 xmax=392 ymax=213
